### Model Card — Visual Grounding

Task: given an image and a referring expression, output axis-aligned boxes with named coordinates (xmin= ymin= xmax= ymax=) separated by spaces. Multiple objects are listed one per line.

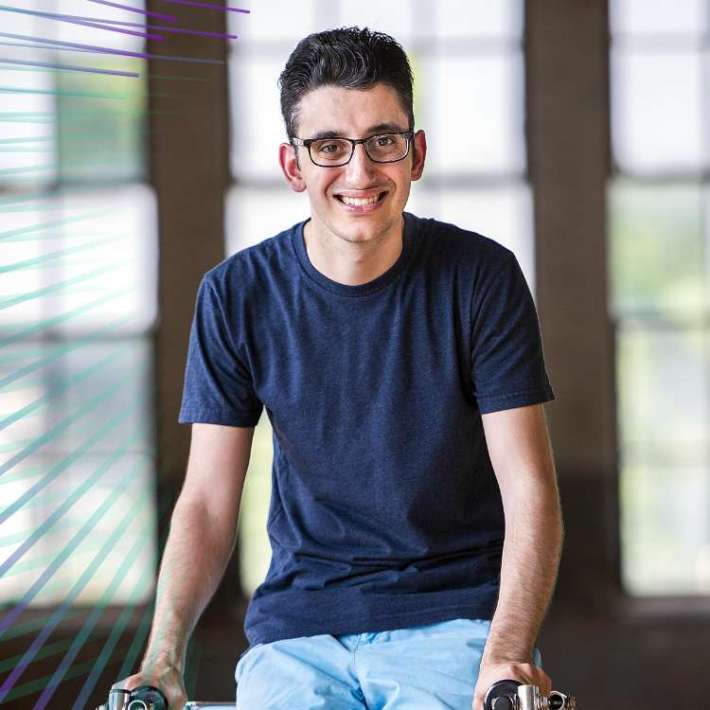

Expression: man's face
xmin=279 ymin=82 xmax=426 ymax=247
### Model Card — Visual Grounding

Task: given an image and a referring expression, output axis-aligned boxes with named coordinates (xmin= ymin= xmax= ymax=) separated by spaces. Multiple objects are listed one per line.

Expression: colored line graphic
xmin=1 ymin=1 xmax=248 ymax=706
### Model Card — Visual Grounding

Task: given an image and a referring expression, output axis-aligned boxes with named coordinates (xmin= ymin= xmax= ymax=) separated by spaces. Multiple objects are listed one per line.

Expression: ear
xmin=279 ymin=142 xmax=307 ymax=193
xmin=410 ymin=129 xmax=427 ymax=182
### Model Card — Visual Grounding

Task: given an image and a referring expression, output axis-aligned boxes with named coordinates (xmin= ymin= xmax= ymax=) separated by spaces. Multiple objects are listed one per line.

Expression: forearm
xmin=482 ymin=478 xmax=563 ymax=665
xmin=141 ymin=498 xmax=237 ymax=672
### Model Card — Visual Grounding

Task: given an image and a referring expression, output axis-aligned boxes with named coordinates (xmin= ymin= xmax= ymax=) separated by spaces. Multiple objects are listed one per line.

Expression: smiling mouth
xmin=334 ymin=191 xmax=388 ymax=206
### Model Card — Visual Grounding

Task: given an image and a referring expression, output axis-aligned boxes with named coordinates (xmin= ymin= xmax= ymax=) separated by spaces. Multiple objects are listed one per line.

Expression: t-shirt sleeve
xmin=470 ymin=249 xmax=555 ymax=414
xmin=178 ymin=274 xmax=263 ymax=427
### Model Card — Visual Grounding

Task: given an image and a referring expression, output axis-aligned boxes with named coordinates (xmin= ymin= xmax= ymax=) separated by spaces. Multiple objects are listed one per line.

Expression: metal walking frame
xmin=484 ymin=680 xmax=577 ymax=710
xmin=98 ymin=679 xmax=576 ymax=709
xmin=95 ymin=687 xmax=236 ymax=710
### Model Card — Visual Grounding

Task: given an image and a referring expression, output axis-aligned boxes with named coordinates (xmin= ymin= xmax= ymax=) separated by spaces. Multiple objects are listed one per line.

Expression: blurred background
xmin=0 ymin=0 xmax=708 ymax=706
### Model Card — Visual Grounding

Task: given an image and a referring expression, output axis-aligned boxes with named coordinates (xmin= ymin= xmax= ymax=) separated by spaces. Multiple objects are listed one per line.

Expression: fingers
xmin=108 ymin=671 xmax=187 ymax=710
xmin=527 ymin=666 xmax=552 ymax=695
xmin=529 ymin=665 xmax=552 ymax=695
xmin=110 ymin=673 xmax=142 ymax=692
xmin=473 ymin=661 xmax=554 ymax=710
xmin=506 ymin=662 xmax=551 ymax=692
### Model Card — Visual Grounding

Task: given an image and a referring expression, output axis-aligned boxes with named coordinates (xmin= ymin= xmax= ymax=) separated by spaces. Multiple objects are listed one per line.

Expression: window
xmin=609 ymin=0 xmax=710 ymax=594
xmin=225 ymin=1 xmax=531 ymax=597
xmin=0 ymin=0 xmax=158 ymax=620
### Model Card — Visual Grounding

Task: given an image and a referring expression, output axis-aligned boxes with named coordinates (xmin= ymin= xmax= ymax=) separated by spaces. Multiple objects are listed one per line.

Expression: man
xmin=115 ymin=26 xmax=563 ymax=710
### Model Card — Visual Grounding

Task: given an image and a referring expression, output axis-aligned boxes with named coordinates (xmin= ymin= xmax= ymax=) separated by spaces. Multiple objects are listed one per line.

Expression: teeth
xmin=339 ymin=194 xmax=381 ymax=206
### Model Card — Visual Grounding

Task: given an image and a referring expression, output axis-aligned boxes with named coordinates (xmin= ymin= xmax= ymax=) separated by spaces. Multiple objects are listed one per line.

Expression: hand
xmin=110 ymin=657 xmax=187 ymax=710
xmin=472 ymin=659 xmax=551 ymax=710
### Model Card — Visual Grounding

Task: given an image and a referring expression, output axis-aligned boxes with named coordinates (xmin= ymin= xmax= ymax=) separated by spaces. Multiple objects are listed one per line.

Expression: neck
xmin=303 ymin=214 xmax=404 ymax=287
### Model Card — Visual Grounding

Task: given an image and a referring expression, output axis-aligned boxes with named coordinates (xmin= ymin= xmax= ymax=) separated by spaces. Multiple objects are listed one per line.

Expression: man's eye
xmin=314 ymin=141 xmax=346 ymax=154
xmin=375 ymin=135 xmax=395 ymax=146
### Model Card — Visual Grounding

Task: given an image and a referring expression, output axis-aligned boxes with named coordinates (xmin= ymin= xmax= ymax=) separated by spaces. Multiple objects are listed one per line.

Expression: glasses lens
xmin=310 ymin=138 xmax=352 ymax=165
xmin=365 ymin=133 xmax=408 ymax=162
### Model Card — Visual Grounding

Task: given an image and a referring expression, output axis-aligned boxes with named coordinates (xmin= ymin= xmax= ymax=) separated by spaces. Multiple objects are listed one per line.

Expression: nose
xmin=344 ymin=142 xmax=378 ymax=181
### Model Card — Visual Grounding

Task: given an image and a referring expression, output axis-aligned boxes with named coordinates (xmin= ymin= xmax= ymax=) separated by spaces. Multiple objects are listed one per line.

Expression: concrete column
xmin=145 ymin=1 xmax=239 ymax=608
xmin=525 ymin=0 xmax=619 ymax=609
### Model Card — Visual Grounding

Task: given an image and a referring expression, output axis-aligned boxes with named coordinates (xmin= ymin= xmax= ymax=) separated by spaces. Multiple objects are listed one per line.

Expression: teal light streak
xmin=2 ymin=657 xmax=100 ymax=702
xmin=33 ymin=504 xmax=150 ymax=708
xmin=0 ymin=385 xmax=141 ymax=517
xmin=0 ymin=288 xmax=129 ymax=347
xmin=0 ymin=342 xmax=130 ymax=431
xmin=0 ymin=57 xmax=140 ymax=78
xmin=0 ymin=147 xmax=48 ymax=153
xmin=0 ymin=608 xmax=85 ymax=642
xmin=57 ymin=500 xmax=175 ymax=710
xmin=0 ymin=445 xmax=144 ymax=629
xmin=0 ymin=476 xmax=150 ymax=698
xmin=0 ymin=313 xmax=135 ymax=386
xmin=0 ymin=211 xmax=112 ymax=242
xmin=0 ymin=259 xmax=134 ymax=311
xmin=0 ymin=428 xmax=143 ymax=574
xmin=0 ymin=437 xmax=146 ymax=577
xmin=0 ymin=85 xmax=128 ymax=99
xmin=0 ymin=137 xmax=52 ymax=144
xmin=0 ymin=234 xmax=124 ymax=273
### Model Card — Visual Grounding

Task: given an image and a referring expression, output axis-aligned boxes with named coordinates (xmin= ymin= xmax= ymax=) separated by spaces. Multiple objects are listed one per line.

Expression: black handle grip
xmin=483 ymin=679 xmax=521 ymax=710
xmin=127 ymin=685 xmax=168 ymax=710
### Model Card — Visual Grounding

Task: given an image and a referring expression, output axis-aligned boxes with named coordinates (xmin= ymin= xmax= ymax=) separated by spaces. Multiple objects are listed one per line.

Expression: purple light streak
xmin=87 ymin=0 xmax=177 ymax=23
xmin=146 ymin=23 xmax=238 ymax=39
xmin=0 ymin=32 xmax=224 ymax=64
xmin=0 ymin=4 xmax=163 ymax=42
xmin=0 ymin=57 xmax=140 ymax=78
xmin=161 ymin=0 xmax=250 ymax=12
xmin=0 ymin=11 xmax=238 ymax=40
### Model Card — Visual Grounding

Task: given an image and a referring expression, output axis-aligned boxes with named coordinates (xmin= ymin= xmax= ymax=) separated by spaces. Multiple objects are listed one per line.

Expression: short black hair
xmin=278 ymin=26 xmax=415 ymax=139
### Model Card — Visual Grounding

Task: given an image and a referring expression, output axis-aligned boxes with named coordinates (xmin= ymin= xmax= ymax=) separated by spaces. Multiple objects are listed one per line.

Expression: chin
xmin=335 ymin=217 xmax=389 ymax=240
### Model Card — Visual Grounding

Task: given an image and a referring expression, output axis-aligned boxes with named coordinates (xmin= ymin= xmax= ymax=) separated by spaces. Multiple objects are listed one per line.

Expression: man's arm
xmin=114 ymin=423 xmax=255 ymax=708
xmin=472 ymin=403 xmax=563 ymax=709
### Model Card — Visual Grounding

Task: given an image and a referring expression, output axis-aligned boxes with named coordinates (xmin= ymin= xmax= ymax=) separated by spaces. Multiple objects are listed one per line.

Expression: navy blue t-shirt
xmin=178 ymin=211 xmax=555 ymax=646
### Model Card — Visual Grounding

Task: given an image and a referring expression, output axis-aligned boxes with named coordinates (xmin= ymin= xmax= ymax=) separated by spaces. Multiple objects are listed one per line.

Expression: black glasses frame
xmin=289 ymin=131 xmax=415 ymax=167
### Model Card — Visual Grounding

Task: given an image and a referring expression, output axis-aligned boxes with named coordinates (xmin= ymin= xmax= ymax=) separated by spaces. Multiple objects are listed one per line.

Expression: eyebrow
xmin=308 ymin=122 xmax=409 ymax=140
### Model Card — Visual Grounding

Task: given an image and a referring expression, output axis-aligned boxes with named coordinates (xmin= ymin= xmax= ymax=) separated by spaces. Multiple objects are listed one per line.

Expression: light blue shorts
xmin=235 ymin=618 xmax=543 ymax=709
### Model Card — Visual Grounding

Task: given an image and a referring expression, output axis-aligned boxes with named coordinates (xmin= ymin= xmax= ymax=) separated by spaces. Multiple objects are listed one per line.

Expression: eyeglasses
xmin=289 ymin=131 xmax=414 ymax=167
